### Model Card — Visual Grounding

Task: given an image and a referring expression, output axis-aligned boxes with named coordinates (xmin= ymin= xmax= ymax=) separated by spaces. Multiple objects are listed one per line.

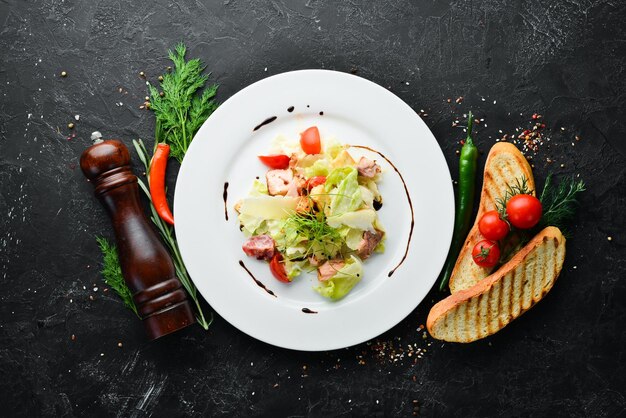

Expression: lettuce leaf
xmin=326 ymin=167 xmax=362 ymax=216
xmin=314 ymin=256 xmax=363 ymax=300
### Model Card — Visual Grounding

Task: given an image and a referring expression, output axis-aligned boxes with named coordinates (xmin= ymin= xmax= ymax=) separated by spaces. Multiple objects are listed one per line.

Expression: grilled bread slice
xmin=449 ymin=143 xmax=535 ymax=294
xmin=427 ymin=226 xmax=565 ymax=343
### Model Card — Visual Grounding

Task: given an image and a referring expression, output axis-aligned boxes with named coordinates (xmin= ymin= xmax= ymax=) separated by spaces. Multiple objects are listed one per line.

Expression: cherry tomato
xmin=306 ymin=176 xmax=326 ymax=190
xmin=478 ymin=210 xmax=510 ymax=241
xmin=258 ymin=154 xmax=290 ymax=169
xmin=300 ymin=126 xmax=321 ymax=154
xmin=269 ymin=253 xmax=290 ymax=283
xmin=472 ymin=240 xmax=500 ymax=268
xmin=506 ymin=194 xmax=542 ymax=229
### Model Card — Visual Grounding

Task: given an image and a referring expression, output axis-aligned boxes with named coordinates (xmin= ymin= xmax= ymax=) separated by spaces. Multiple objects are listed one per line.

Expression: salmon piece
xmin=357 ymin=157 xmax=380 ymax=178
xmin=266 ymin=169 xmax=294 ymax=196
xmin=356 ymin=229 xmax=384 ymax=259
xmin=286 ymin=174 xmax=306 ymax=197
xmin=317 ymin=260 xmax=345 ymax=281
xmin=242 ymin=234 xmax=275 ymax=260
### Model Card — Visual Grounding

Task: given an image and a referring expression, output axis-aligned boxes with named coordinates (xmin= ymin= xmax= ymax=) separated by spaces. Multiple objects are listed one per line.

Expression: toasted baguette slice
xmin=449 ymin=143 xmax=535 ymax=294
xmin=427 ymin=226 xmax=565 ymax=343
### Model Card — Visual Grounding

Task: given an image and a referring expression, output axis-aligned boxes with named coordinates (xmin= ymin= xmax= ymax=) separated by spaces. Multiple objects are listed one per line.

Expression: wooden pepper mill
xmin=80 ymin=135 xmax=195 ymax=339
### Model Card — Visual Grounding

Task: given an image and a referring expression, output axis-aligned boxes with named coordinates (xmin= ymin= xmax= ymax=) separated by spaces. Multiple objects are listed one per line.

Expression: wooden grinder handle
xmin=80 ymin=139 xmax=195 ymax=339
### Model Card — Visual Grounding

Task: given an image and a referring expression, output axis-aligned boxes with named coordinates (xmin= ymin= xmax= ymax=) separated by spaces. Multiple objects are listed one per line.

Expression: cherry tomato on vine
xmin=478 ymin=210 xmax=510 ymax=241
xmin=300 ymin=126 xmax=321 ymax=154
xmin=269 ymin=252 xmax=290 ymax=283
xmin=472 ymin=240 xmax=500 ymax=268
xmin=506 ymin=194 xmax=542 ymax=229
xmin=258 ymin=154 xmax=290 ymax=169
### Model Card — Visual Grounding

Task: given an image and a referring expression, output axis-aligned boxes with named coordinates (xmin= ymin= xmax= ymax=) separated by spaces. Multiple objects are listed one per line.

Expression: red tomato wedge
xmin=258 ymin=154 xmax=290 ymax=169
xmin=269 ymin=253 xmax=290 ymax=283
xmin=306 ymin=176 xmax=326 ymax=190
xmin=300 ymin=126 xmax=321 ymax=154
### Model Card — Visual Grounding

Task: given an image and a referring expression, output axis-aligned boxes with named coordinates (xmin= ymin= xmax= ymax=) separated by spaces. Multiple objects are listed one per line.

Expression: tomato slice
xmin=269 ymin=253 xmax=290 ymax=283
xmin=300 ymin=126 xmax=321 ymax=154
xmin=258 ymin=154 xmax=290 ymax=169
xmin=306 ymin=176 xmax=326 ymax=190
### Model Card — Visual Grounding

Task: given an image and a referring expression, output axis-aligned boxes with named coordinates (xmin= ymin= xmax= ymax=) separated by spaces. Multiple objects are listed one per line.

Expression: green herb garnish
xmin=495 ymin=176 xmax=534 ymax=218
xmin=96 ymin=237 xmax=139 ymax=317
xmin=538 ymin=174 xmax=586 ymax=232
xmin=282 ymin=203 xmax=344 ymax=262
xmin=148 ymin=42 xmax=219 ymax=162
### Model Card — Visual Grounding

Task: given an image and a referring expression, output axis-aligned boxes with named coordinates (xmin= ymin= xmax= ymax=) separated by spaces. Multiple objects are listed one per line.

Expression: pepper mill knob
xmin=80 ymin=139 xmax=196 ymax=339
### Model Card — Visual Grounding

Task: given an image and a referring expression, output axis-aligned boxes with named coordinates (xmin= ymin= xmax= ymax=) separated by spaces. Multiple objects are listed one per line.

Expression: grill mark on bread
xmin=509 ymin=268 xmax=516 ymax=318
xmin=427 ymin=227 xmax=566 ymax=342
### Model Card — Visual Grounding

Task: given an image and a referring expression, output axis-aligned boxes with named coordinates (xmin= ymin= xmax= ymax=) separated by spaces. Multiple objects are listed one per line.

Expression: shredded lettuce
xmin=326 ymin=168 xmax=362 ymax=216
xmin=314 ymin=256 xmax=363 ymax=300
xmin=250 ymin=179 xmax=268 ymax=196
xmin=238 ymin=135 xmax=385 ymax=300
xmin=304 ymin=159 xmax=331 ymax=178
xmin=324 ymin=137 xmax=344 ymax=159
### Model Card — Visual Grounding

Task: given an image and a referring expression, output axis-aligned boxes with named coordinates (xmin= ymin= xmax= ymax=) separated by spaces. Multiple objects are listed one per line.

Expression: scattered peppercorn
xmin=139 ymin=71 xmax=145 ymax=77
xmin=158 ymin=75 xmax=164 ymax=82
xmin=67 ymin=122 xmax=74 ymax=129
xmin=60 ymin=71 xmax=67 ymax=77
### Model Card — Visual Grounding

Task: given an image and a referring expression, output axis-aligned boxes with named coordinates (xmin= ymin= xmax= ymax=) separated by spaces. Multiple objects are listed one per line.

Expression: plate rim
xmin=175 ymin=69 xmax=454 ymax=351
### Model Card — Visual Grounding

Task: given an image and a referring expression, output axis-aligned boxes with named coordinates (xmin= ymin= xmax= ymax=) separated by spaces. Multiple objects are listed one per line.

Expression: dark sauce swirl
xmin=253 ymin=116 xmax=277 ymax=131
xmin=223 ymin=182 xmax=229 ymax=221
xmin=238 ymin=260 xmax=276 ymax=297
xmin=350 ymin=145 xmax=414 ymax=277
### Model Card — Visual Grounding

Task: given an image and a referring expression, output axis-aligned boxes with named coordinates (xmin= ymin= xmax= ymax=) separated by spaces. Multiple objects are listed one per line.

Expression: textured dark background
xmin=1 ymin=0 xmax=625 ymax=417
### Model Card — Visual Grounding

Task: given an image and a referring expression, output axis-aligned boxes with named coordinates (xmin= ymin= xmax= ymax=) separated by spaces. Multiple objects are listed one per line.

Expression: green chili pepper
xmin=438 ymin=111 xmax=478 ymax=291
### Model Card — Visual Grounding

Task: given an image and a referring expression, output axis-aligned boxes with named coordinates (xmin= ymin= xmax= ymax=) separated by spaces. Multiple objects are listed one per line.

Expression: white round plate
xmin=175 ymin=70 xmax=454 ymax=351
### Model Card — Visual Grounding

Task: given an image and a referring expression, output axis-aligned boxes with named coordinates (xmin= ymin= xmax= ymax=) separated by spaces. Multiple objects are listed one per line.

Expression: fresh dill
xmin=538 ymin=174 xmax=586 ymax=232
xmin=495 ymin=176 xmax=534 ymax=218
xmin=96 ymin=237 xmax=139 ymax=317
xmin=148 ymin=42 xmax=219 ymax=162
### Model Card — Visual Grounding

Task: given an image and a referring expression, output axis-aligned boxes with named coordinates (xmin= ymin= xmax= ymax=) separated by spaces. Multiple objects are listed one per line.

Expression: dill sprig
xmin=538 ymin=174 xmax=586 ymax=231
xmin=282 ymin=205 xmax=344 ymax=261
xmin=148 ymin=42 xmax=218 ymax=162
xmin=495 ymin=176 xmax=534 ymax=217
xmin=96 ymin=237 xmax=139 ymax=317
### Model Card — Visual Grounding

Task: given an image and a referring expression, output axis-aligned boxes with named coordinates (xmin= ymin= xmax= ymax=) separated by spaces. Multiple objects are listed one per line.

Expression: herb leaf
xmin=96 ymin=237 xmax=139 ymax=317
xmin=149 ymin=42 xmax=218 ymax=162
xmin=538 ymin=174 xmax=586 ymax=232
xmin=495 ymin=176 xmax=534 ymax=218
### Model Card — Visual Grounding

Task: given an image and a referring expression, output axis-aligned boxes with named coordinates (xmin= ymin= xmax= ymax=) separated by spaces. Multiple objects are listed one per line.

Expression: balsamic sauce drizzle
xmin=301 ymin=308 xmax=318 ymax=314
xmin=253 ymin=116 xmax=277 ymax=131
xmin=349 ymin=145 xmax=414 ymax=277
xmin=239 ymin=260 xmax=277 ymax=297
xmin=223 ymin=182 xmax=229 ymax=221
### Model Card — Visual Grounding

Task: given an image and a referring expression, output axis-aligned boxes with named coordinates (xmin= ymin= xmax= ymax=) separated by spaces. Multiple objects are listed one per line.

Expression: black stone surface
xmin=1 ymin=1 xmax=625 ymax=416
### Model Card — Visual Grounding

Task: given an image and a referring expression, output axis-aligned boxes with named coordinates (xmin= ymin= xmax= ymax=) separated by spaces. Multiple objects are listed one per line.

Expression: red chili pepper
xmin=149 ymin=143 xmax=175 ymax=225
